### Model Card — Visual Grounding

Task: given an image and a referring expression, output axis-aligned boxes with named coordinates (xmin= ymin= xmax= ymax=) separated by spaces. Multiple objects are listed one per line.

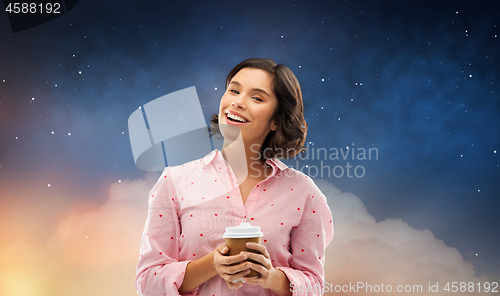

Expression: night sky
xmin=0 ymin=0 xmax=499 ymax=294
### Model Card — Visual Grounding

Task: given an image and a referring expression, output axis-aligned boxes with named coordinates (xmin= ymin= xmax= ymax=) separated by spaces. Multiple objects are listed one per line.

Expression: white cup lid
xmin=223 ymin=222 xmax=263 ymax=238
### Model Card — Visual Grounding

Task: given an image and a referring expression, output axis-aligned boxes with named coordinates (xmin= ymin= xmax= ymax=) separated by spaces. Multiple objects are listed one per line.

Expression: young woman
xmin=135 ymin=58 xmax=333 ymax=296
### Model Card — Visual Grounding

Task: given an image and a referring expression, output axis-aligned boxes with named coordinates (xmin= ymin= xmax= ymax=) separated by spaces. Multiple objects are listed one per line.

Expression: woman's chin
xmin=219 ymin=123 xmax=243 ymax=141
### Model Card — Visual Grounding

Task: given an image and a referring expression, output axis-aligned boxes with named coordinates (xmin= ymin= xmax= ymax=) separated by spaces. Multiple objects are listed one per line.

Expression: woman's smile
xmin=224 ymin=110 xmax=249 ymax=125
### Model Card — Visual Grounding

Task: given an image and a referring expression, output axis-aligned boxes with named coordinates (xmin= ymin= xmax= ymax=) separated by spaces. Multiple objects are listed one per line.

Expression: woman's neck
xmin=221 ymin=140 xmax=269 ymax=184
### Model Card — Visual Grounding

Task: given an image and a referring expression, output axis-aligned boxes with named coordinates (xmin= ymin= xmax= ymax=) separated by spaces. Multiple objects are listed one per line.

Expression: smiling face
xmin=218 ymin=67 xmax=278 ymax=147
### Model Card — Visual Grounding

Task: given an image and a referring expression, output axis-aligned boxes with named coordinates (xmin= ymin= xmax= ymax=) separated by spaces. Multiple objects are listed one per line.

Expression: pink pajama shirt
xmin=135 ymin=149 xmax=333 ymax=296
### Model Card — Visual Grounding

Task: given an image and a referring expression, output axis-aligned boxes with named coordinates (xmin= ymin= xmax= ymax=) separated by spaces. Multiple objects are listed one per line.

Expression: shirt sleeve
xmin=277 ymin=182 xmax=334 ymax=296
xmin=135 ymin=168 xmax=199 ymax=296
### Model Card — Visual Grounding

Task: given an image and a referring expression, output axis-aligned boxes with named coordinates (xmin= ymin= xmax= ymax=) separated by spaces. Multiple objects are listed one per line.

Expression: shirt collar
xmin=266 ymin=157 xmax=288 ymax=172
xmin=202 ymin=149 xmax=218 ymax=166
xmin=203 ymin=149 xmax=288 ymax=172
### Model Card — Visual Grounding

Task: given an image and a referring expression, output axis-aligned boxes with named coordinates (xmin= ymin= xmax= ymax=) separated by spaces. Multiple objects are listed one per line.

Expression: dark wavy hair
xmin=210 ymin=58 xmax=307 ymax=159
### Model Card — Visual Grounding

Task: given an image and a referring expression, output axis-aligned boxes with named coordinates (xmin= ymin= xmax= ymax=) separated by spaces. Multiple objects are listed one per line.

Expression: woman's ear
xmin=270 ymin=119 xmax=278 ymax=132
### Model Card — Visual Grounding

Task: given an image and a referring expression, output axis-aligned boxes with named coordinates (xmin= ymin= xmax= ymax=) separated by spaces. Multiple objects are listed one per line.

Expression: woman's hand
xmin=241 ymin=242 xmax=292 ymax=296
xmin=212 ymin=244 xmax=252 ymax=289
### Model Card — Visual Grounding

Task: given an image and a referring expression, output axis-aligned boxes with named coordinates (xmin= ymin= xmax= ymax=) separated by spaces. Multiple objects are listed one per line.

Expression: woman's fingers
xmin=242 ymin=243 xmax=272 ymax=270
xmin=215 ymin=244 xmax=228 ymax=255
xmin=213 ymin=244 xmax=252 ymax=287
xmin=246 ymin=242 xmax=269 ymax=258
xmin=224 ymin=268 xmax=251 ymax=283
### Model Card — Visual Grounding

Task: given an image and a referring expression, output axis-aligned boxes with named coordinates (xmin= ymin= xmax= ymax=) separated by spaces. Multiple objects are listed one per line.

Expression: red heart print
xmin=190 ymin=214 xmax=193 ymax=217
xmin=193 ymin=253 xmax=195 ymax=256
xmin=330 ymin=220 xmax=332 ymax=223
xmin=152 ymin=194 xmax=154 ymax=197
xmin=319 ymin=256 xmax=321 ymax=259
xmin=280 ymin=222 xmax=283 ymax=225
xmin=159 ymin=252 xmax=162 ymax=255
xmin=214 ymin=179 xmax=217 ymax=182
xmin=313 ymin=211 xmax=316 ymax=213
xmin=297 ymin=208 xmax=300 ymax=210
xmin=251 ymin=218 xmax=254 ymax=221
xmin=271 ymin=204 xmax=274 ymax=206
xmin=264 ymin=239 xmax=267 ymax=242
xmin=214 ymin=214 xmax=218 ymax=216
xmin=164 ymin=176 xmax=166 ymax=178
xmin=159 ymin=214 xmax=162 ymax=217
xmin=227 ymin=196 xmax=230 ymax=199
xmin=146 ymin=233 xmax=148 ymax=236
xmin=219 ymin=167 xmax=221 ymax=169
xmin=291 ymin=188 xmax=293 ymax=191
xmin=172 ymin=198 xmax=174 ymax=201
xmin=200 ymin=233 xmax=203 ymax=236
xmin=256 ymin=184 xmax=259 ymax=187
xmin=317 ymin=234 xmax=320 ymax=237
xmin=191 ymin=182 xmax=193 ymax=185
xmin=263 ymin=189 xmax=266 ymax=191
xmin=154 ymin=272 xmax=157 ymax=275
xmin=170 ymin=237 xmax=173 ymax=239
xmin=301 ymin=249 xmax=304 ymax=252
xmin=312 ymin=195 xmax=314 ymax=198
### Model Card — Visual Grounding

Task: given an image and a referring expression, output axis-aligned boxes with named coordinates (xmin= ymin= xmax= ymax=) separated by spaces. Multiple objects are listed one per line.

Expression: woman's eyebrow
xmin=229 ymin=81 xmax=271 ymax=98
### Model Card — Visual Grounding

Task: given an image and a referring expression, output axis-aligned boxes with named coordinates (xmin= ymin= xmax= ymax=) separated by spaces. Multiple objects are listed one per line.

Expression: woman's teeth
xmin=227 ymin=113 xmax=247 ymax=123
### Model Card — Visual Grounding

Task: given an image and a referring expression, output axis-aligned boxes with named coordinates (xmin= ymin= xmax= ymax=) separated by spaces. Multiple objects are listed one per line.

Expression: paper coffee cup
xmin=223 ymin=223 xmax=264 ymax=282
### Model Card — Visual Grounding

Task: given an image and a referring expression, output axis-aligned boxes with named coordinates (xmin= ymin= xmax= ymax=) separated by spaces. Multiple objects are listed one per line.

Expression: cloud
xmin=317 ymin=179 xmax=496 ymax=295
xmin=0 ymin=172 xmax=158 ymax=296
xmin=0 ymin=176 xmax=496 ymax=296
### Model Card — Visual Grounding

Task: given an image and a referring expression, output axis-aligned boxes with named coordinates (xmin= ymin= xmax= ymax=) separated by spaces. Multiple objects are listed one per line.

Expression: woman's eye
xmin=252 ymin=97 xmax=263 ymax=102
xmin=230 ymin=89 xmax=239 ymax=94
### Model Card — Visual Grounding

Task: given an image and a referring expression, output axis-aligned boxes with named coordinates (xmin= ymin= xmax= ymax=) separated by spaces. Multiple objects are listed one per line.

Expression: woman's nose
xmin=231 ymin=97 xmax=246 ymax=109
